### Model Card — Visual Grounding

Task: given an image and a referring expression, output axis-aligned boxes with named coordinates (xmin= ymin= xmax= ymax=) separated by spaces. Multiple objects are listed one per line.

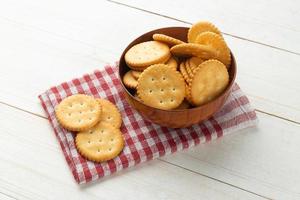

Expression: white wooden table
xmin=0 ymin=0 xmax=299 ymax=199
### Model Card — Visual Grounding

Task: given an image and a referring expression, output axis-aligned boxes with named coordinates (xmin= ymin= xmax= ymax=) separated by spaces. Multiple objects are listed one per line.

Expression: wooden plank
xmin=161 ymin=112 xmax=300 ymax=199
xmin=0 ymin=193 xmax=16 ymax=200
xmin=0 ymin=1 xmax=298 ymax=199
xmin=228 ymin=35 xmax=300 ymax=123
xmin=0 ymin=0 xmax=299 ymax=123
xmin=0 ymin=104 xmax=265 ymax=200
xmin=0 ymin=0 xmax=185 ymax=116
xmin=112 ymin=0 xmax=300 ymax=54
xmin=0 ymin=19 xmax=107 ymax=116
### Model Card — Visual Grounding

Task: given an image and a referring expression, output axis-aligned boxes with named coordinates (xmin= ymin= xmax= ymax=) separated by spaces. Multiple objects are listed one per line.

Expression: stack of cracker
xmin=123 ymin=21 xmax=231 ymax=110
xmin=55 ymin=94 xmax=124 ymax=162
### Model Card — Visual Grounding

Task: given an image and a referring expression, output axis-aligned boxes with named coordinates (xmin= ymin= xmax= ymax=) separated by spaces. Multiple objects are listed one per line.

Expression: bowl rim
xmin=118 ymin=26 xmax=237 ymax=113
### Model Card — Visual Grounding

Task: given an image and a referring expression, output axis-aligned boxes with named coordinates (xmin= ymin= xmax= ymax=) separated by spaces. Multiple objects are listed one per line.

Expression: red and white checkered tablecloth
xmin=38 ymin=64 xmax=257 ymax=184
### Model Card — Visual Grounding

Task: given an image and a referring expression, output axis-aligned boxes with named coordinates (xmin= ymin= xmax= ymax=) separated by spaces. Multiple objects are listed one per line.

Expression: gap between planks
xmin=0 ymin=100 xmax=274 ymax=200
xmin=0 ymin=2 xmax=298 ymax=126
xmin=0 ymin=99 xmax=295 ymax=200
xmin=1 ymin=99 xmax=299 ymax=126
xmin=0 ymin=2 xmax=297 ymax=199
xmin=0 ymin=191 xmax=18 ymax=200
xmin=255 ymin=109 xmax=300 ymax=126
xmin=158 ymin=159 xmax=272 ymax=200
xmin=0 ymin=15 xmax=298 ymax=125
xmin=0 ymin=101 xmax=46 ymax=119
xmin=0 ymin=1 xmax=299 ymax=124
xmin=106 ymin=0 xmax=300 ymax=57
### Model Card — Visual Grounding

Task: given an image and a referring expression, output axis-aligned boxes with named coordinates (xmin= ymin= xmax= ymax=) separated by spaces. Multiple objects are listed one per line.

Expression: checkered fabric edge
xmin=38 ymin=64 xmax=257 ymax=184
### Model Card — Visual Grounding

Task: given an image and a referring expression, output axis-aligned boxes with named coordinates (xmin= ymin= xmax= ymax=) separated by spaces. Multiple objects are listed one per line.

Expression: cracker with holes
xmin=75 ymin=122 xmax=124 ymax=162
xmin=97 ymin=99 xmax=122 ymax=128
xmin=55 ymin=94 xmax=102 ymax=131
xmin=137 ymin=64 xmax=185 ymax=110
xmin=125 ymin=41 xmax=171 ymax=70
xmin=188 ymin=60 xmax=229 ymax=106
xmin=122 ymin=21 xmax=232 ymax=109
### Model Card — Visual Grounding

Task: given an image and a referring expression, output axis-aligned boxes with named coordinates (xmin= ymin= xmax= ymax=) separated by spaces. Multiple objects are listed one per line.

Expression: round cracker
xmin=75 ymin=122 xmax=124 ymax=162
xmin=165 ymin=57 xmax=178 ymax=70
xmin=55 ymin=94 xmax=102 ymax=131
xmin=123 ymin=70 xmax=138 ymax=89
xmin=189 ymin=59 xmax=229 ymax=106
xmin=131 ymin=70 xmax=142 ymax=79
xmin=153 ymin=33 xmax=185 ymax=46
xmin=195 ymin=32 xmax=231 ymax=67
xmin=185 ymin=59 xmax=194 ymax=79
xmin=188 ymin=21 xmax=221 ymax=43
xmin=125 ymin=41 xmax=171 ymax=69
xmin=97 ymin=99 xmax=122 ymax=128
xmin=126 ymin=55 xmax=170 ymax=71
xmin=137 ymin=64 xmax=185 ymax=110
xmin=179 ymin=62 xmax=192 ymax=85
xmin=188 ymin=57 xmax=204 ymax=73
xmin=185 ymin=83 xmax=194 ymax=105
xmin=170 ymin=43 xmax=217 ymax=59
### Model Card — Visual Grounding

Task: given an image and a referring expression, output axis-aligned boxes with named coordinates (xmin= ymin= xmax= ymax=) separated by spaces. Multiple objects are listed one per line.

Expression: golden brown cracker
xmin=179 ymin=62 xmax=192 ymax=85
xmin=189 ymin=60 xmax=229 ymax=106
xmin=188 ymin=21 xmax=221 ymax=43
xmin=170 ymin=43 xmax=217 ymax=59
xmin=165 ymin=57 xmax=178 ymax=70
xmin=125 ymin=41 xmax=171 ymax=69
xmin=184 ymin=59 xmax=194 ymax=79
xmin=195 ymin=32 xmax=231 ymax=67
xmin=55 ymin=94 xmax=102 ymax=131
xmin=185 ymin=83 xmax=194 ymax=105
xmin=153 ymin=33 xmax=185 ymax=46
xmin=131 ymin=70 xmax=142 ymax=79
xmin=137 ymin=64 xmax=185 ymax=110
xmin=188 ymin=57 xmax=204 ymax=73
xmin=97 ymin=99 xmax=122 ymax=128
xmin=123 ymin=70 xmax=138 ymax=89
xmin=75 ymin=122 xmax=124 ymax=162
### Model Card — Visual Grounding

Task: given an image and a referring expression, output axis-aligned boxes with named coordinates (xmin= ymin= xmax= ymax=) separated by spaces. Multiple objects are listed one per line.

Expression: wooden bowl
xmin=119 ymin=27 xmax=236 ymax=128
